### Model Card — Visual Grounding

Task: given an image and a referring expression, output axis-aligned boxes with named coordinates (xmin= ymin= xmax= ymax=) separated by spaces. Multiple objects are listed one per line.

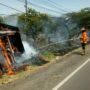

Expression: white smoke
xmin=15 ymin=41 xmax=38 ymax=63
xmin=4 ymin=15 xmax=18 ymax=26
xmin=22 ymin=41 xmax=38 ymax=59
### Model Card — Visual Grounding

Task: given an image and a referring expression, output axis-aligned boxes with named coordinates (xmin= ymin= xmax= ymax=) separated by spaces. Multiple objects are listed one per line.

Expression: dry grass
xmin=0 ymin=65 xmax=38 ymax=85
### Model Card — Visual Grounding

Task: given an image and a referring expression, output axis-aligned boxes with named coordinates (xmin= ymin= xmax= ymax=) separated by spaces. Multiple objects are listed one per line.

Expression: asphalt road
xmin=0 ymin=46 xmax=90 ymax=90
xmin=57 ymin=60 xmax=90 ymax=90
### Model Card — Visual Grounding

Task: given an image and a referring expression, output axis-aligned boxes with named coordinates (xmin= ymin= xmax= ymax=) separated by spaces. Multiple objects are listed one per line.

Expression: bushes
xmin=42 ymin=51 xmax=55 ymax=61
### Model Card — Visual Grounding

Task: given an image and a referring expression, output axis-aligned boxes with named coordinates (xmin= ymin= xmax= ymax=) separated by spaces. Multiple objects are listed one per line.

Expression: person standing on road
xmin=80 ymin=27 xmax=89 ymax=55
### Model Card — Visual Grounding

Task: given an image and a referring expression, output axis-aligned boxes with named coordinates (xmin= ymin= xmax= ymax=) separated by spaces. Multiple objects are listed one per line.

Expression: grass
xmin=0 ymin=65 xmax=38 ymax=85
xmin=42 ymin=51 xmax=56 ymax=61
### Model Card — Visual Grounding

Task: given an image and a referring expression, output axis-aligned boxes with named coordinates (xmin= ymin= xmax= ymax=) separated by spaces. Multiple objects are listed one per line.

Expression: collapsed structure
xmin=0 ymin=23 xmax=24 ymax=75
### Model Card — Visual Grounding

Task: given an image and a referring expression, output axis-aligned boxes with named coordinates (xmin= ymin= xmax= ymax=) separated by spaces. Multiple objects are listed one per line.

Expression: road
xmin=0 ymin=46 xmax=90 ymax=90
xmin=53 ymin=58 xmax=90 ymax=90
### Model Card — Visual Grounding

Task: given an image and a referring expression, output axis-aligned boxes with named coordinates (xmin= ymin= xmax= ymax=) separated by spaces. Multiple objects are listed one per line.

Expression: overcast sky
xmin=0 ymin=0 xmax=90 ymax=16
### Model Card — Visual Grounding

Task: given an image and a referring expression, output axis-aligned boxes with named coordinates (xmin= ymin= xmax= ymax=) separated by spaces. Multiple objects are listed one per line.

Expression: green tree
xmin=18 ymin=8 xmax=51 ymax=40
xmin=0 ymin=16 xmax=3 ymax=23
xmin=66 ymin=7 xmax=90 ymax=29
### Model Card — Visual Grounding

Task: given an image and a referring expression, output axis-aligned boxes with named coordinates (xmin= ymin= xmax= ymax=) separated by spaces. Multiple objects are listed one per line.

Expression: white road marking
xmin=52 ymin=58 xmax=90 ymax=90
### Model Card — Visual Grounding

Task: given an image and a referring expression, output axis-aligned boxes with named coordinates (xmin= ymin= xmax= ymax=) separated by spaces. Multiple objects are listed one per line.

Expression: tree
xmin=0 ymin=16 xmax=4 ymax=23
xmin=66 ymin=7 xmax=90 ymax=29
xmin=18 ymin=8 xmax=52 ymax=41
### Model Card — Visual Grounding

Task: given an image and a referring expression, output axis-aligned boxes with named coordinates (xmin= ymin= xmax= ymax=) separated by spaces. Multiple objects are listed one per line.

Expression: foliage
xmin=66 ymin=7 xmax=90 ymax=28
xmin=18 ymin=8 xmax=52 ymax=40
xmin=0 ymin=16 xmax=4 ymax=23
xmin=42 ymin=51 xmax=55 ymax=60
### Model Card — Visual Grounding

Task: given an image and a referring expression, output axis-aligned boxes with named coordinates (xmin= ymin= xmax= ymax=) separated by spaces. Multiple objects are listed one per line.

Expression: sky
xmin=0 ymin=0 xmax=90 ymax=17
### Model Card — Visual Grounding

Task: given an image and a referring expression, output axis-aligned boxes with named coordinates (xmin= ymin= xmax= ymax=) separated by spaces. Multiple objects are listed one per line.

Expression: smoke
xmin=15 ymin=41 xmax=38 ymax=63
xmin=22 ymin=41 xmax=38 ymax=59
xmin=3 ymin=15 xmax=18 ymax=26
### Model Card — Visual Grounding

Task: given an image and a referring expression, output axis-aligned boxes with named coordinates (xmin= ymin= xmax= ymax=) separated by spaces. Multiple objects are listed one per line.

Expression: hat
xmin=81 ymin=27 xmax=86 ymax=31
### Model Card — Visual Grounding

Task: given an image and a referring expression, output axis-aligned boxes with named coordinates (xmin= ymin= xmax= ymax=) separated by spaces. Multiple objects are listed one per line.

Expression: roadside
xmin=0 ymin=41 xmax=80 ymax=85
xmin=0 ymin=45 xmax=90 ymax=90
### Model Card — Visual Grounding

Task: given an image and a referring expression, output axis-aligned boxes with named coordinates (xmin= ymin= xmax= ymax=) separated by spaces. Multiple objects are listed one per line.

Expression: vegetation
xmin=18 ymin=8 xmax=52 ymax=41
xmin=66 ymin=7 xmax=90 ymax=29
xmin=19 ymin=7 xmax=90 ymax=42
xmin=0 ymin=16 xmax=4 ymax=23
xmin=42 ymin=51 xmax=56 ymax=61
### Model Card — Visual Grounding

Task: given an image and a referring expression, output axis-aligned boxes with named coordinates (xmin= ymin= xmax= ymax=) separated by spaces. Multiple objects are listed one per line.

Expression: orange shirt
xmin=80 ymin=31 xmax=88 ymax=43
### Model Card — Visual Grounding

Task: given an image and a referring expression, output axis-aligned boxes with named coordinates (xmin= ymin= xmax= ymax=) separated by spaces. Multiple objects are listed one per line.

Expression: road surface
xmin=53 ymin=58 xmax=90 ymax=90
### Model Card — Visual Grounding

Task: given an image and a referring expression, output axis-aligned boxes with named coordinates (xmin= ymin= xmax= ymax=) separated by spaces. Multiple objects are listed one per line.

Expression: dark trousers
xmin=81 ymin=43 xmax=86 ymax=50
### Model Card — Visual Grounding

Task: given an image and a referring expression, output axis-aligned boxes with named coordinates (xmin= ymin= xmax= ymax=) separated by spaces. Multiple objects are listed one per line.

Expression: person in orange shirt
xmin=80 ymin=27 xmax=88 ymax=55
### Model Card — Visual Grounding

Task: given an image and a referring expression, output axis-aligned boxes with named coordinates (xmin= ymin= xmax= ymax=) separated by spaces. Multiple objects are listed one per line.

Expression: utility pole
xmin=25 ymin=0 xmax=28 ymax=21
xmin=25 ymin=0 xmax=28 ymax=39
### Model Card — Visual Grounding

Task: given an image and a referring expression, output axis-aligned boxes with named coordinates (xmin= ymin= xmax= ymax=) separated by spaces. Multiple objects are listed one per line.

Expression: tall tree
xmin=18 ymin=8 xmax=51 ymax=40
xmin=66 ymin=7 xmax=90 ymax=29
xmin=0 ymin=16 xmax=3 ymax=23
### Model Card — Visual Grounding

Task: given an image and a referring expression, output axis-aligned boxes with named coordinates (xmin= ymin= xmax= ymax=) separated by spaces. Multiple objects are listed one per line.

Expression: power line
xmin=28 ymin=1 xmax=62 ymax=14
xmin=16 ymin=0 xmax=62 ymax=15
xmin=0 ymin=14 xmax=7 ymax=15
xmin=47 ymin=0 xmax=69 ymax=13
xmin=47 ymin=0 xmax=73 ymax=12
xmin=33 ymin=0 xmax=67 ymax=13
xmin=17 ymin=0 xmax=61 ymax=14
xmin=0 ymin=14 xmax=9 ymax=16
xmin=0 ymin=2 xmax=24 ymax=13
